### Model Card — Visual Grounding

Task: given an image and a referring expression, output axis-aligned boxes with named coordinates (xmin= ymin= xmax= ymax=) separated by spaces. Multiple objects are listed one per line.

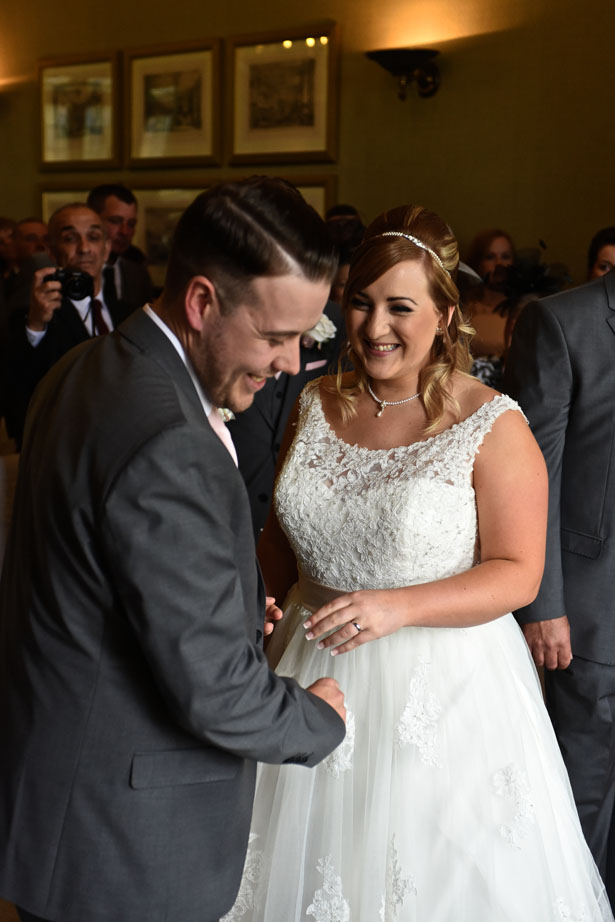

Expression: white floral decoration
xmin=379 ymin=835 xmax=416 ymax=922
xmin=394 ymin=660 xmax=442 ymax=766
xmin=219 ymin=833 xmax=264 ymax=921
xmin=554 ymin=897 xmax=590 ymax=921
xmin=218 ymin=408 xmax=235 ymax=422
xmin=306 ymin=855 xmax=350 ymax=922
xmin=322 ymin=709 xmax=355 ymax=778
xmin=304 ymin=313 xmax=337 ymax=348
xmin=493 ymin=764 xmax=535 ymax=848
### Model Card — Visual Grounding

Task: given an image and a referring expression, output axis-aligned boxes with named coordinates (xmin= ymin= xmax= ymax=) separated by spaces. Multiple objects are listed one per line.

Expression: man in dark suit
xmin=2 ymin=202 xmax=134 ymax=448
xmin=87 ymin=183 xmax=154 ymax=306
xmin=505 ymin=269 xmax=615 ymax=905
xmin=0 ymin=177 xmax=345 ymax=922
xmin=228 ymin=300 xmax=345 ymax=539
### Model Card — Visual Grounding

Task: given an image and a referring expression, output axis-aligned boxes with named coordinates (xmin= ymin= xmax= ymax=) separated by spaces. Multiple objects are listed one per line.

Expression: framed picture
xmin=227 ymin=24 xmax=338 ymax=164
xmin=125 ymin=40 xmax=221 ymax=167
xmin=40 ymin=185 xmax=90 ymax=221
xmin=293 ymin=174 xmax=337 ymax=217
xmin=130 ymin=175 xmax=336 ymax=287
xmin=39 ymin=53 xmax=120 ymax=169
xmin=131 ymin=186 xmax=204 ymax=287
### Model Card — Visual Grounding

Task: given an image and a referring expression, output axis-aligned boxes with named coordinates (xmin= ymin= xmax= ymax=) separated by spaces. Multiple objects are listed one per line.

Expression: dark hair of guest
xmin=587 ymin=226 xmax=615 ymax=273
xmin=87 ymin=184 xmax=138 ymax=212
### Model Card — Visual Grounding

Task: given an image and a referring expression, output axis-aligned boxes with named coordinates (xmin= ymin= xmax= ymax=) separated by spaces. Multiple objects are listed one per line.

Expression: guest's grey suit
xmin=505 ymin=270 xmax=615 ymax=900
xmin=0 ymin=309 xmax=344 ymax=922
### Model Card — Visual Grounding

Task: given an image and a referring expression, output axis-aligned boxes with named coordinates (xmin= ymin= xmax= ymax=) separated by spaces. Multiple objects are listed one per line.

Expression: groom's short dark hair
xmin=164 ymin=176 xmax=337 ymax=310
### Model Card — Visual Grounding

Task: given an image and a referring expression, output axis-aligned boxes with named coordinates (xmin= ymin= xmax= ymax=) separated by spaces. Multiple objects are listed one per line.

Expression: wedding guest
xmin=87 ymin=183 xmax=153 ymax=307
xmin=587 ymin=226 xmax=615 ymax=279
xmin=506 ymin=262 xmax=615 ymax=908
xmin=464 ymin=228 xmax=515 ymax=358
xmin=326 ymin=213 xmax=365 ymax=304
xmin=2 ymin=203 xmax=133 ymax=447
xmin=14 ymin=218 xmax=49 ymax=262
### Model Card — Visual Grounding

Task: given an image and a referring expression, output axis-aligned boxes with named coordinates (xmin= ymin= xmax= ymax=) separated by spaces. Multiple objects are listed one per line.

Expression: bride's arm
xmin=303 ymin=408 xmax=549 ymax=655
xmin=257 ymin=400 xmax=301 ymax=607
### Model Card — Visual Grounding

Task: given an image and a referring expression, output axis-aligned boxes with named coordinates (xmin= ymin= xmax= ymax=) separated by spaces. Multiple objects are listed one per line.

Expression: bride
xmin=223 ymin=205 xmax=612 ymax=921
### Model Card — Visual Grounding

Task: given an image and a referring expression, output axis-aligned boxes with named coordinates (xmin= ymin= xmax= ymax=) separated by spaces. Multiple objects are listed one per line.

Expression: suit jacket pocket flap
xmin=130 ymin=747 xmax=241 ymax=789
xmin=561 ymin=528 xmax=603 ymax=559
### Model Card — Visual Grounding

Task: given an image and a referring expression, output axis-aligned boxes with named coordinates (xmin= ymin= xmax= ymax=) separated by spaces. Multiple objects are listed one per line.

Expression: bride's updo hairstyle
xmin=330 ymin=204 xmax=474 ymax=433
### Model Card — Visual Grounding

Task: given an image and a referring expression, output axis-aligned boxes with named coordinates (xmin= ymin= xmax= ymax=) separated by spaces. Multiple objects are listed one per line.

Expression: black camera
xmin=44 ymin=268 xmax=94 ymax=301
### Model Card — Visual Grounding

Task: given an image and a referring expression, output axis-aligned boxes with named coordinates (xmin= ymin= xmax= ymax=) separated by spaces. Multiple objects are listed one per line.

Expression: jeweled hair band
xmin=377 ymin=231 xmax=451 ymax=277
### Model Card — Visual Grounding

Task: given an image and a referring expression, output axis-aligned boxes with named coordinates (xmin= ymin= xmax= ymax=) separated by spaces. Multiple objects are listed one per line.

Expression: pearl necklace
xmin=367 ymin=381 xmax=421 ymax=418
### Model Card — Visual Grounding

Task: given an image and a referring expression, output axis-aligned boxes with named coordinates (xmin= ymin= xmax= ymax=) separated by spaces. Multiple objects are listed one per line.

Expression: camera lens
xmin=65 ymin=271 xmax=94 ymax=301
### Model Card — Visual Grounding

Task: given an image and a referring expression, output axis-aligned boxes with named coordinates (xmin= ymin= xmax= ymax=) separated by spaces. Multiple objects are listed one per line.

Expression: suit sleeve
xmin=101 ymin=424 xmax=345 ymax=766
xmin=3 ymin=310 xmax=66 ymax=446
xmin=504 ymin=300 xmax=571 ymax=623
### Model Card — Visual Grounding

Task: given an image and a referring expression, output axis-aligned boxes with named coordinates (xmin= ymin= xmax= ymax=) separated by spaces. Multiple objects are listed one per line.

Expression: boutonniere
xmin=301 ymin=313 xmax=337 ymax=350
xmin=218 ymin=408 xmax=235 ymax=423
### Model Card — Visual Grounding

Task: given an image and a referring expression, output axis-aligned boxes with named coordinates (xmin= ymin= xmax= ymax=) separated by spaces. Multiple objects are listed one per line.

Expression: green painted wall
xmin=0 ymin=0 xmax=613 ymax=283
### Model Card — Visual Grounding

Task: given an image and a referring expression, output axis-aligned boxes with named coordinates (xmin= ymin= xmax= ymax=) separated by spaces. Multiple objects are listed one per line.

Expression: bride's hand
xmin=303 ymin=590 xmax=406 ymax=655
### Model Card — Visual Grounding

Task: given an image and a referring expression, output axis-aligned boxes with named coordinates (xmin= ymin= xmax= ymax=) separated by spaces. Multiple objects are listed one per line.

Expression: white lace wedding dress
xmin=223 ymin=383 xmax=613 ymax=922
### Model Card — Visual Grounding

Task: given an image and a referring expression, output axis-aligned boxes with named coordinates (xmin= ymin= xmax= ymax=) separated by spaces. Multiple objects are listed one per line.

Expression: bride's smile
xmin=346 ymin=259 xmax=448 ymax=398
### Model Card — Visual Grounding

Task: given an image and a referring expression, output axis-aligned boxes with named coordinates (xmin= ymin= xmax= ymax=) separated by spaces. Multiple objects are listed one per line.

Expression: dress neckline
xmin=314 ymin=386 xmax=512 ymax=455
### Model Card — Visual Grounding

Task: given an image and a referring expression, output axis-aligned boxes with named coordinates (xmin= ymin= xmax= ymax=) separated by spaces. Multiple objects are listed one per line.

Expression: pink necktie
xmin=208 ymin=407 xmax=238 ymax=466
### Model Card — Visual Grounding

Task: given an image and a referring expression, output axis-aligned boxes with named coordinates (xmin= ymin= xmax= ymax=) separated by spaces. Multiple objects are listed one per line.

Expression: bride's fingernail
xmin=330 ymin=649 xmax=338 ymax=656
xmin=316 ymin=641 xmax=324 ymax=650
xmin=303 ymin=621 xmax=311 ymax=629
xmin=305 ymin=631 xmax=314 ymax=640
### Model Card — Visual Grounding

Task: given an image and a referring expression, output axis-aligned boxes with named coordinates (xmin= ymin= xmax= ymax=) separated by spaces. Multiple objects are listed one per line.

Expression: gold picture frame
xmin=227 ymin=24 xmax=338 ymax=164
xmin=125 ymin=40 xmax=222 ymax=168
xmin=39 ymin=53 xmax=120 ymax=170
xmin=130 ymin=175 xmax=337 ymax=288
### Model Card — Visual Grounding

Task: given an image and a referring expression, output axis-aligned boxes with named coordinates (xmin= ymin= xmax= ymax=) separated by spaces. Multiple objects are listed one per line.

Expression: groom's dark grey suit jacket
xmin=505 ymin=270 xmax=615 ymax=664
xmin=0 ymin=309 xmax=344 ymax=922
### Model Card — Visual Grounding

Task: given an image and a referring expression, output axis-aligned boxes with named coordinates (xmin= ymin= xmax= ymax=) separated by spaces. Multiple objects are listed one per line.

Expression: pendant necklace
xmin=367 ymin=381 xmax=421 ymax=418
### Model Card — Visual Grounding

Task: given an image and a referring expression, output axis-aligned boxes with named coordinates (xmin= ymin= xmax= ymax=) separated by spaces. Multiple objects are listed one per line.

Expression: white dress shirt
xmin=26 ymin=291 xmax=114 ymax=348
xmin=143 ymin=305 xmax=238 ymax=464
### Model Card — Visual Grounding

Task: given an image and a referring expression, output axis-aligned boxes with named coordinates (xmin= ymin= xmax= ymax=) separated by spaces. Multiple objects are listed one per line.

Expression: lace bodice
xmin=274 ymin=383 xmax=523 ymax=592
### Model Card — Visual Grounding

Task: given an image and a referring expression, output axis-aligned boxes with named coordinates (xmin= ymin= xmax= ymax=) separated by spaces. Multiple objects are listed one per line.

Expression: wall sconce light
xmin=365 ymin=48 xmax=440 ymax=100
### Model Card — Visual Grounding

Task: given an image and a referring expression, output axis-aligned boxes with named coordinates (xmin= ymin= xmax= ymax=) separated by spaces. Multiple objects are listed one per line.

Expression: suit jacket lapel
xmin=59 ymin=297 xmax=90 ymax=344
xmin=605 ymin=271 xmax=615 ymax=337
xmin=117 ymin=309 xmax=207 ymax=419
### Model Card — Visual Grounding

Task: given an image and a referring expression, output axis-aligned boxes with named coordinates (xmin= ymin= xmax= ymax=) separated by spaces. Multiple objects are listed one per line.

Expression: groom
xmin=0 ymin=178 xmax=346 ymax=922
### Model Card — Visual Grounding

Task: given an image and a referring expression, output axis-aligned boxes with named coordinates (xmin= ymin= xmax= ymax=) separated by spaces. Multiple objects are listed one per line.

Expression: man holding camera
xmin=2 ymin=202 xmax=134 ymax=448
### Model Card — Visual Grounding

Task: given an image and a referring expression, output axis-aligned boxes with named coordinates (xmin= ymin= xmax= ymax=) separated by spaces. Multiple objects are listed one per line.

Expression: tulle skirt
xmin=223 ymin=580 xmax=613 ymax=922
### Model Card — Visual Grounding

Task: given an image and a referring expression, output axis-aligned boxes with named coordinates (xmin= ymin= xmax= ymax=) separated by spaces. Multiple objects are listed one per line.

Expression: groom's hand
xmin=264 ymin=596 xmax=283 ymax=636
xmin=521 ymin=614 xmax=572 ymax=670
xmin=307 ymin=678 xmax=346 ymax=723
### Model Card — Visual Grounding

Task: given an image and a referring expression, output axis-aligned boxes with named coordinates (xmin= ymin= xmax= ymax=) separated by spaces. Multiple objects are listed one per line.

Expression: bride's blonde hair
xmin=326 ymin=204 xmax=474 ymax=434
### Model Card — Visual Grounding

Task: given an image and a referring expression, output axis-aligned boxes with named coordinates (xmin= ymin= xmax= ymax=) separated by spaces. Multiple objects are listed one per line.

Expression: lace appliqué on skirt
xmin=322 ymin=709 xmax=355 ymax=778
xmin=394 ymin=661 xmax=442 ymax=766
xmin=493 ymin=764 xmax=536 ymax=848
xmin=379 ymin=835 xmax=417 ymax=922
xmin=219 ymin=834 xmax=264 ymax=921
xmin=554 ymin=898 xmax=590 ymax=921
xmin=306 ymin=855 xmax=350 ymax=922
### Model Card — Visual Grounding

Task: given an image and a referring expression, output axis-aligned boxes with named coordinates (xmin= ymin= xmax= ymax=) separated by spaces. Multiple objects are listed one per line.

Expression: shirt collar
xmin=142 ymin=304 xmax=213 ymax=418
xmin=70 ymin=290 xmax=107 ymax=323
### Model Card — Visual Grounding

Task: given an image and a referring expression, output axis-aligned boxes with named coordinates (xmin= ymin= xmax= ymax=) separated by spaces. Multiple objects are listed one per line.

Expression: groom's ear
xmin=184 ymin=276 xmax=217 ymax=332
